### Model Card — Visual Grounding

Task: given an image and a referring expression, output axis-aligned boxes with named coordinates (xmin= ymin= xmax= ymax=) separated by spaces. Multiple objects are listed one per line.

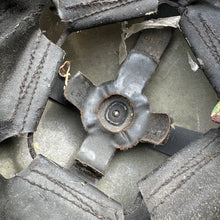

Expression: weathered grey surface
xmin=180 ymin=1 xmax=220 ymax=97
xmin=0 ymin=155 xmax=124 ymax=220
xmin=139 ymin=128 xmax=220 ymax=220
xmin=0 ymin=30 xmax=64 ymax=142
xmin=0 ymin=0 xmax=65 ymax=142
xmin=52 ymin=0 xmax=158 ymax=31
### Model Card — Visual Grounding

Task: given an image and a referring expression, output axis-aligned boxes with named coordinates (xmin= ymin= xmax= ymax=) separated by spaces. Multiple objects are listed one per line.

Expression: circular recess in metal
xmin=98 ymin=95 xmax=134 ymax=133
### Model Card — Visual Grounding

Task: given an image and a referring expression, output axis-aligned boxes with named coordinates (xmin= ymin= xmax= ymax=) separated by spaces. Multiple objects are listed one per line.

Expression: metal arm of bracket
xmin=65 ymin=29 xmax=172 ymax=175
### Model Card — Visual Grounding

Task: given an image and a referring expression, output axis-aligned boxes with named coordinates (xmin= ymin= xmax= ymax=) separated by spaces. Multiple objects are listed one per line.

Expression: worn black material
xmin=50 ymin=74 xmax=74 ymax=106
xmin=150 ymin=126 xmax=202 ymax=156
xmin=139 ymin=128 xmax=220 ymax=219
xmin=52 ymin=0 xmax=158 ymax=31
xmin=0 ymin=155 xmax=124 ymax=219
xmin=64 ymin=29 xmax=171 ymax=175
xmin=180 ymin=1 xmax=220 ymax=97
xmin=0 ymin=0 xmax=65 ymax=142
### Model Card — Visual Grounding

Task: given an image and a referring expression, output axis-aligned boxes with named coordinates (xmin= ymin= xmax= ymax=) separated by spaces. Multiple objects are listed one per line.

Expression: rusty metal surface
xmin=0 ymin=0 xmax=65 ymax=142
xmin=52 ymin=0 xmax=158 ymax=31
xmin=64 ymin=29 xmax=172 ymax=175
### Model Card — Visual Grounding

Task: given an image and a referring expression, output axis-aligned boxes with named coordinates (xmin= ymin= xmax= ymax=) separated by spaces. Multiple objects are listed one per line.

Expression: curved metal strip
xmin=141 ymin=113 xmax=171 ymax=145
xmin=115 ymin=29 xmax=171 ymax=97
xmin=76 ymin=131 xmax=117 ymax=175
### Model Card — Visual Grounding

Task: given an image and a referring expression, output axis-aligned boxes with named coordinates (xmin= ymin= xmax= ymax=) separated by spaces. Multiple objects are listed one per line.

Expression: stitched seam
xmin=198 ymin=13 xmax=220 ymax=44
xmin=10 ymin=32 xmax=43 ymax=120
xmin=17 ymin=176 xmax=102 ymax=219
xmin=147 ymin=156 xmax=208 ymax=200
xmin=199 ymin=15 xmax=220 ymax=44
xmin=67 ymin=0 xmax=144 ymax=23
xmin=31 ymin=169 xmax=117 ymax=215
xmin=0 ymin=121 xmax=11 ymax=131
xmin=185 ymin=13 xmax=219 ymax=64
xmin=145 ymin=136 xmax=218 ymax=200
xmin=19 ymin=42 xmax=51 ymax=134
xmin=151 ymin=152 xmax=220 ymax=215
xmin=198 ymin=13 xmax=220 ymax=63
xmin=65 ymin=0 xmax=137 ymax=9
xmin=0 ymin=11 xmax=41 ymax=43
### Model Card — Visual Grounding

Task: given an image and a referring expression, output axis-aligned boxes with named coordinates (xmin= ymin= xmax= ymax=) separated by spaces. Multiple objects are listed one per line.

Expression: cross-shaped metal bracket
xmin=64 ymin=29 xmax=172 ymax=175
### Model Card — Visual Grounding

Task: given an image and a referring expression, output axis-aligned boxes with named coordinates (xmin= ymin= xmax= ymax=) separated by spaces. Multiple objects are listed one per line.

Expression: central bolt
xmin=113 ymin=110 xmax=120 ymax=117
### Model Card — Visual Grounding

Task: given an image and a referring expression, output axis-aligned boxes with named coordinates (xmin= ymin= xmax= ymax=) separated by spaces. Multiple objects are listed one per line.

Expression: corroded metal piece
xmin=65 ymin=29 xmax=172 ymax=175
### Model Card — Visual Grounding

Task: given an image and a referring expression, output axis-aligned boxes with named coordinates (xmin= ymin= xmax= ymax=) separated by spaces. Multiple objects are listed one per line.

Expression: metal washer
xmin=98 ymin=95 xmax=134 ymax=133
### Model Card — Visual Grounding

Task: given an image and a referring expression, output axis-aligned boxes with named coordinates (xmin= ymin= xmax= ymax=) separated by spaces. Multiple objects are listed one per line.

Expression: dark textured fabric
xmin=180 ymin=1 xmax=220 ymax=97
xmin=52 ymin=0 xmax=158 ymax=31
xmin=0 ymin=155 xmax=124 ymax=219
xmin=0 ymin=0 xmax=65 ymax=142
xmin=139 ymin=128 xmax=220 ymax=220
